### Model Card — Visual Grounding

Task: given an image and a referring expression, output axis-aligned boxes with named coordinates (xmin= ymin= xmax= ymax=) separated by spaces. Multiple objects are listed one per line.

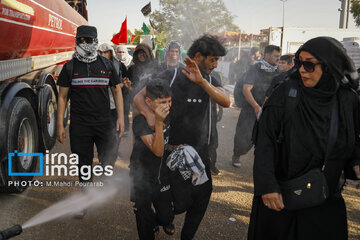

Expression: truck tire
xmin=1 ymin=97 xmax=39 ymax=193
xmin=39 ymin=84 xmax=57 ymax=150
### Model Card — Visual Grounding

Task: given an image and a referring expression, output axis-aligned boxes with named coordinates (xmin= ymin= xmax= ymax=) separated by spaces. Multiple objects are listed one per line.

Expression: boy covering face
xmin=129 ymin=80 xmax=175 ymax=239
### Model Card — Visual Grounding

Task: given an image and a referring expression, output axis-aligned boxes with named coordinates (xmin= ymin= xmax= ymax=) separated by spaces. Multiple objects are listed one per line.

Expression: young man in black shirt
xmin=56 ymin=25 xmax=124 ymax=217
xmin=232 ymin=45 xmax=280 ymax=167
xmin=130 ymin=80 xmax=174 ymax=239
xmin=134 ymin=35 xmax=230 ymax=240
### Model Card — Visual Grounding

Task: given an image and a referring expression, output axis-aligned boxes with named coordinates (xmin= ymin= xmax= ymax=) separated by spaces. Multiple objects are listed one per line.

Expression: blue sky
xmin=87 ymin=0 xmax=358 ymax=44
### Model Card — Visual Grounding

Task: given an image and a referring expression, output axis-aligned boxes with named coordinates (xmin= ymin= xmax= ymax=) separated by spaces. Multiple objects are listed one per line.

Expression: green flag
xmin=142 ymin=22 xmax=150 ymax=35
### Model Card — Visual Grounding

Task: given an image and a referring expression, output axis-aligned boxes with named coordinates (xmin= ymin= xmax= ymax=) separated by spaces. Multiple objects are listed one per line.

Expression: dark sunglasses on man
xmin=294 ymin=59 xmax=322 ymax=73
xmin=76 ymin=37 xmax=97 ymax=44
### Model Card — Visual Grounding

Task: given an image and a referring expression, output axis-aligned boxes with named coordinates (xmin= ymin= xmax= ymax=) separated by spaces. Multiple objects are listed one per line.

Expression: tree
xmin=133 ymin=28 xmax=144 ymax=45
xmin=150 ymin=0 xmax=239 ymax=48
xmin=351 ymin=1 xmax=360 ymax=26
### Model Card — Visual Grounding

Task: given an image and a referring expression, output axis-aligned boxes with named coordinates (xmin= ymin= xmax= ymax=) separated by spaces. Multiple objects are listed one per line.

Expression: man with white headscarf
xmin=115 ymin=45 xmax=133 ymax=135
xmin=116 ymin=45 xmax=133 ymax=69
xmin=57 ymin=25 xmax=124 ymax=217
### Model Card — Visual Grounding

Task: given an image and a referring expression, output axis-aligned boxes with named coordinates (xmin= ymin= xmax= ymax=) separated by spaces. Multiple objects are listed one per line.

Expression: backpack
xmin=233 ymin=63 xmax=263 ymax=108
xmin=252 ymin=77 xmax=299 ymax=146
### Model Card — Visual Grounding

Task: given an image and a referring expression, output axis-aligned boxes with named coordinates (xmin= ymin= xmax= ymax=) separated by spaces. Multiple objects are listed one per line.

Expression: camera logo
xmin=8 ymin=150 xmax=43 ymax=176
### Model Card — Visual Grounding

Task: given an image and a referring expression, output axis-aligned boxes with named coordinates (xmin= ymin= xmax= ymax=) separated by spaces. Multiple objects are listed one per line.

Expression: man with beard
xmin=232 ymin=45 xmax=280 ymax=167
xmin=134 ymin=35 xmax=230 ymax=240
xmin=56 ymin=25 xmax=124 ymax=217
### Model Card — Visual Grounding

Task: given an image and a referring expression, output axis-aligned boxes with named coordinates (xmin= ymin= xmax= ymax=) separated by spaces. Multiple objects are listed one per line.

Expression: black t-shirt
xmin=160 ymin=62 xmax=185 ymax=71
xmin=57 ymin=56 xmax=120 ymax=125
xmin=157 ymin=68 xmax=221 ymax=150
xmin=129 ymin=114 xmax=170 ymax=183
xmin=243 ymin=63 xmax=278 ymax=106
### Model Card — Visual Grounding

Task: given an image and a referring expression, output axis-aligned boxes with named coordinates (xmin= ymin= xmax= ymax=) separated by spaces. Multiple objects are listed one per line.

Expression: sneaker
xmin=210 ymin=165 xmax=221 ymax=176
xmin=232 ymin=156 xmax=241 ymax=167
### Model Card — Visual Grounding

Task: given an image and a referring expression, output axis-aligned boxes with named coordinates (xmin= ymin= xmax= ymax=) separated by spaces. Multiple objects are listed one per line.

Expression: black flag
xmin=141 ymin=2 xmax=151 ymax=16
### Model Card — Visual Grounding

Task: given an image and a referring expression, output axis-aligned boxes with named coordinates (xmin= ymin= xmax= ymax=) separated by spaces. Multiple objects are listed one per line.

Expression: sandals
xmin=163 ymin=223 xmax=175 ymax=235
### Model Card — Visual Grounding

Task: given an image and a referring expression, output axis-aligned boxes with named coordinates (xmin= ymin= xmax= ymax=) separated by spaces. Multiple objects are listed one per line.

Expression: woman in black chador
xmin=248 ymin=37 xmax=360 ymax=240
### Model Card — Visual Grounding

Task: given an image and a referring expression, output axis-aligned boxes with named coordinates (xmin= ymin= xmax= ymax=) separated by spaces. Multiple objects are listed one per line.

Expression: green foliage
xmin=150 ymin=0 xmax=239 ymax=48
xmin=133 ymin=28 xmax=144 ymax=45
xmin=351 ymin=1 xmax=360 ymax=26
xmin=154 ymin=31 xmax=169 ymax=48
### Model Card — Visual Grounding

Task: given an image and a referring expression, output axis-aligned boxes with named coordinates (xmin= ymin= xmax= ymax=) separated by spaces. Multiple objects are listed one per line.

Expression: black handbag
xmin=279 ymin=98 xmax=338 ymax=211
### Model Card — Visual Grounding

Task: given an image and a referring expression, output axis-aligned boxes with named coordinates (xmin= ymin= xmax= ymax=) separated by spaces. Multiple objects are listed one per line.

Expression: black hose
xmin=0 ymin=225 xmax=22 ymax=240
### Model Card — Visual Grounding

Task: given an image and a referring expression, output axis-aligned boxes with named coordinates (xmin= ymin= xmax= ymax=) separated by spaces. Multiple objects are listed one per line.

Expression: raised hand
xmin=182 ymin=57 xmax=204 ymax=85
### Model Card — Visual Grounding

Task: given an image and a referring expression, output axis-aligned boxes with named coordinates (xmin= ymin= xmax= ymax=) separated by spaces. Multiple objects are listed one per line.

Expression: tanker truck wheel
xmin=1 ymin=97 xmax=39 ymax=193
xmin=39 ymin=84 xmax=57 ymax=150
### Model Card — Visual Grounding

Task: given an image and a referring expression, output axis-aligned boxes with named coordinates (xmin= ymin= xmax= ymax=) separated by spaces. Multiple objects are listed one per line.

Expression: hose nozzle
xmin=0 ymin=225 xmax=22 ymax=240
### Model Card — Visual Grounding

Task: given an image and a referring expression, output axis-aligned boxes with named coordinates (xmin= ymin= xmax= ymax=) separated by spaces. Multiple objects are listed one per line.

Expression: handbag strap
xmin=322 ymin=96 xmax=339 ymax=171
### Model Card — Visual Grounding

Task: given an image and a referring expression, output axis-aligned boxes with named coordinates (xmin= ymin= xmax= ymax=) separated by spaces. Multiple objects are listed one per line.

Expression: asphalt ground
xmin=0 ymin=106 xmax=359 ymax=240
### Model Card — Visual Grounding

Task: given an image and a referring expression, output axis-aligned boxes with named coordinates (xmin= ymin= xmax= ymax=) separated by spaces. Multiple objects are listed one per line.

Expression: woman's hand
xmin=261 ymin=193 xmax=285 ymax=211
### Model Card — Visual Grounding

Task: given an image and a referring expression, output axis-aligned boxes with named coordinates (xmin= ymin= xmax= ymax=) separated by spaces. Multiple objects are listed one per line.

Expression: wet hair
xmin=187 ymin=35 xmax=226 ymax=58
xmin=168 ymin=41 xmax=181 ymax=51
xmin=280 ymin=55 xmax=292 ymax=64
xmin=264 ymin=45 xmax=281 ymax=56
xmin=250 ymin=47 xmax=260 ymax=56
xmin=146 ymin=80 xmax=172 ymax=100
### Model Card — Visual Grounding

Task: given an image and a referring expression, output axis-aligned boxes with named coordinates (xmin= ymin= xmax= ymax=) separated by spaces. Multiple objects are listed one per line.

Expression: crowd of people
xmin=56 ymin=25 xmax=360 ymax=240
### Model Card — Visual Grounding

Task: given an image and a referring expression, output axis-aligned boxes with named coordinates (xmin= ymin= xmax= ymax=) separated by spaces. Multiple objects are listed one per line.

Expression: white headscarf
xmin=116 ymin=45 xmax=133 ymax=68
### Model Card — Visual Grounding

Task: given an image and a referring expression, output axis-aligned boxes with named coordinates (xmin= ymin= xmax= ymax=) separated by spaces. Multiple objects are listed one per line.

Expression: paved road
xmin=0 ymin=106 xmax=359 ymax=240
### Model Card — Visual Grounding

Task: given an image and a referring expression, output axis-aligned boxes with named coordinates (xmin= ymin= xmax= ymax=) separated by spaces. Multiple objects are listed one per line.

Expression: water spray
xmin=0 ymin=177 xmax=122 ymax=239
xmin=0 ymin=225 xmax=22 ymax=240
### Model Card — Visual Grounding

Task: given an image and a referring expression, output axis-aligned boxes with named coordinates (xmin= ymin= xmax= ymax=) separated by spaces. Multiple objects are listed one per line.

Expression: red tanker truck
xmin=0 ymin=0 xmax=88 ymax=192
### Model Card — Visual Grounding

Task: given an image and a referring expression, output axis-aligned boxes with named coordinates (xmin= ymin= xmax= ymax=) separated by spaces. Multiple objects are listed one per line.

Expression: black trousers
xmin=110 ymin=109 xmax=121 ymax=154
xmin=130 ymin=172 xmax=174 ymax=240
xmin=209 ymin=127 xmax=218 ymax=167
xmin=180 ymin=178 xmax=212 ymax=240
xmin=165 ymin=146 xmax=213 ymax=240
xmin=233 ymin=107 xmax=256 ymax=157
xmin=123 ymin=92 xmax=131 ymax=131
xmin=70 ymin=122 xmax=117 ymax=182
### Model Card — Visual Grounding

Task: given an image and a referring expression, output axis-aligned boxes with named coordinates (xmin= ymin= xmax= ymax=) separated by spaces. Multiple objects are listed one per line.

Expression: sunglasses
xmin=294 ymin=59 xmax=322 ymax=73
xmin=76 ymin=37 xmax=96 ymax=44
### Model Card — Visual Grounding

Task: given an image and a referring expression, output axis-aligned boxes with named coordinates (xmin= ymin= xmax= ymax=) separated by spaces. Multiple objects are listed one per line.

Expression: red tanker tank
xmin=0 ymin=0 xmax=88 ymax=61
xmin=0 ymin=0 xmax=89 ymax=193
